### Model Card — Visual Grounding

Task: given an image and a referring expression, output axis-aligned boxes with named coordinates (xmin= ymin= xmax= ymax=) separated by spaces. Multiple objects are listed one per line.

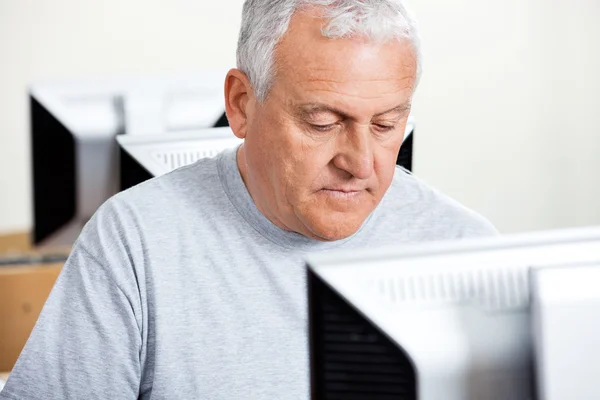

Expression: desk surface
xmin=0 ymin=372 xmax=9 ymax=381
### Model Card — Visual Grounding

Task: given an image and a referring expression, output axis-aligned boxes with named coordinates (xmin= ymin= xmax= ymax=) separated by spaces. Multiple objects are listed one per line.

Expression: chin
xmin=305 ymin=212 xmax=367 ymax=242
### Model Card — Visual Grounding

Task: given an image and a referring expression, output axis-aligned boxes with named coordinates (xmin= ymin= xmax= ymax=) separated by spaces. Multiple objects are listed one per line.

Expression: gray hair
xmin=237 ymin=0 xmax=422 ymax=102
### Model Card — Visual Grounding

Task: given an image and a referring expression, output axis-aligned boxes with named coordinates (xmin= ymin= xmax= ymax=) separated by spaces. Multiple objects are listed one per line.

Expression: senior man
xmin=1 ymin=0 xmax=496 ymax=399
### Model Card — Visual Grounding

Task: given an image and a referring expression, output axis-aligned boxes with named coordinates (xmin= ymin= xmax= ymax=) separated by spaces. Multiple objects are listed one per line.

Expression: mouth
xmin=319 ymin=188 xmax=363 ymax=199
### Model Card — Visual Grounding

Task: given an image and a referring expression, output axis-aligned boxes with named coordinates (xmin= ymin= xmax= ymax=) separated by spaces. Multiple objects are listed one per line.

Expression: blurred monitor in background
xmin=30 ymin=72 xmax=229 ymax=247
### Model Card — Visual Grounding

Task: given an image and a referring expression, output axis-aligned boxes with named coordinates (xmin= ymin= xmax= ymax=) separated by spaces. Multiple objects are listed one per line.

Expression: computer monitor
xmin=117 ymin=118 xmax=415 ymax=188
xmin=118 ymin=127 xmax=244 ymax=189
xmin=306 ymin=226 xmax=600 ymax=400
xmin=30 ymin=72 xmax=228 ymax=247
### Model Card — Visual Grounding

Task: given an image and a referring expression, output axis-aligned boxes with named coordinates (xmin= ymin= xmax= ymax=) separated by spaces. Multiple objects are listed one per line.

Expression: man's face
xmin=236 ymin=10 xmax=418 ymax=241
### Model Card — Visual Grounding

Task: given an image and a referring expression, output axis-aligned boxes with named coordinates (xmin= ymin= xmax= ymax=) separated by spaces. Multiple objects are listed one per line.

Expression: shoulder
xmin=377 ymin=167 xmax=498 ymax=240
xmin=77 ymin=156 xmax=224 ymax=265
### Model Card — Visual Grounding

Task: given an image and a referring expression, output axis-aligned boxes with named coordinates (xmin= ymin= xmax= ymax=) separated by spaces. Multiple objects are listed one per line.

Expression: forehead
xmin=273 ymin=9 xmax=417 ymax=105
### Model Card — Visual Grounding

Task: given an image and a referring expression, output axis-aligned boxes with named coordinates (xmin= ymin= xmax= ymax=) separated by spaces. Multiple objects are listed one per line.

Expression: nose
xmin=332 ymin=126 xmax=374 ymax=180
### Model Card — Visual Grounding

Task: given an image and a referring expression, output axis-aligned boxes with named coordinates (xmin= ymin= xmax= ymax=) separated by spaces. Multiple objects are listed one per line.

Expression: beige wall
xmin=1 ymin=0 xmax=599 ymax=234
xmin=408 ymin=0 xmax=600 ymax=232
xmin=0 ymin=0 xmax=243 ymax=234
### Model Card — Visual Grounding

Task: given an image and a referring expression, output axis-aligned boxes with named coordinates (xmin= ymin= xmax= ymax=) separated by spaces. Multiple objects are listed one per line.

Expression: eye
xmin=373 ymin=124 xmax=396 ymax=132
xmin=310 ymin=123 xmax=337 ymax=132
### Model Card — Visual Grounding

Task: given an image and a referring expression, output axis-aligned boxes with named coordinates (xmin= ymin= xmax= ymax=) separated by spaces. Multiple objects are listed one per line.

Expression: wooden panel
xmin=0 ymin=264 xmax=63 ymax=371
xmin=0 ymin=232 xmax=31 ymax=254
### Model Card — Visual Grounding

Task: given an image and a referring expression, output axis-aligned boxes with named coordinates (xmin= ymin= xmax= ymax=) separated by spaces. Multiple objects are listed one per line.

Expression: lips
xmin=319 ymin=189 xmax=363 ymax=200
xmin=321 ymin=187 xmax=364 ymax=193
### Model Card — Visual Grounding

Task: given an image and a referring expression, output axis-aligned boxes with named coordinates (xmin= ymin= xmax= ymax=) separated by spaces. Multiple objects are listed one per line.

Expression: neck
xmin=235 ymin=145 xmax=289 ymax=232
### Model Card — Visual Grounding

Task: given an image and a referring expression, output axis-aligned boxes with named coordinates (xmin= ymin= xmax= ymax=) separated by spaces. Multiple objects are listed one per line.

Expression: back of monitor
xmin=307 ymin=226 xmax=600 ymax=400
xmin=30 ymin=72 xmax=227 ymax=247
xmin=117 ymin=127 xmax=243 ymax=184
xmin=531 ymin=264 xmax=600 ymax=400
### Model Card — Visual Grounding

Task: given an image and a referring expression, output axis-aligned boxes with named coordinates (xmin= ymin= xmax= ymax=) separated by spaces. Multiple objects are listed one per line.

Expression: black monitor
xmin=308 ymin=269 xmax=417 ymax=399
xmin=397 ymin=125 xmax=413 ymax=172
xmin=30 ymin=73 xmax=228 ymax=247
xmin=118 ymin=127 xmax=243 ymax=191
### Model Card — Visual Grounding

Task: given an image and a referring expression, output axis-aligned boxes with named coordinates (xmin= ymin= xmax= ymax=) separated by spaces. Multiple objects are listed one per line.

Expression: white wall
xmin=408 ymin=0 xmax=600 ymax=232
xmin=0 ymin=0 xmax=243 ymax=234
xmin=1 ymin=0 xmax=599 ymax=235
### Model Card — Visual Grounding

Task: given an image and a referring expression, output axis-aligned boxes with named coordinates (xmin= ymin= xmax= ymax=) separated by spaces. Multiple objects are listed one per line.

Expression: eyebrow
xmin=297 ymin=103 xmax=411 ymax=120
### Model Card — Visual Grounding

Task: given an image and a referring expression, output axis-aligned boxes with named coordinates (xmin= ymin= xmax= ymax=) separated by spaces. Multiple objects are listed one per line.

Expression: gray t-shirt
xmin=1 ymin=147 xmax=496 ymax=400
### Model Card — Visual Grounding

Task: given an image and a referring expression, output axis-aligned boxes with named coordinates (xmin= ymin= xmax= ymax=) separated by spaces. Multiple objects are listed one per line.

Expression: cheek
xmin=280 ymin=136 xmax=332 ymax=201
xmin=266 ymin=121 xmax=335 ymax=191
xmin=373 ymin=146 xmax=401 ymax=188
xmin=246 ymin=115 xmax=314 ymax=201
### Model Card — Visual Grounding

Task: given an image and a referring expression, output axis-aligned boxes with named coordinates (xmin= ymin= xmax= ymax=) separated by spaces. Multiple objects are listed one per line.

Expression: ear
xmin=224 ymin=68 xmax=254 ymax=139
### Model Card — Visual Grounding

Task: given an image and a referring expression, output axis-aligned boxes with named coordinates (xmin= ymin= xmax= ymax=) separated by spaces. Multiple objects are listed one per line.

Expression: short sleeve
xmin=0 ymin=202 xmax=143 ymax=400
